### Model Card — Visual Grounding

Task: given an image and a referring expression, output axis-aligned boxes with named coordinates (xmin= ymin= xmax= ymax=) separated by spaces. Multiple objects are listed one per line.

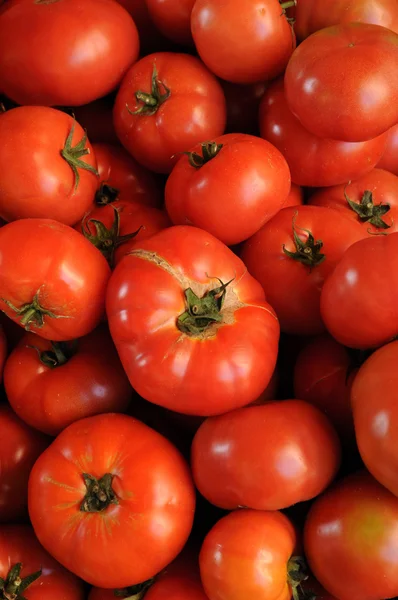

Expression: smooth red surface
xmin=377 ymin=123 xmax=398 ymax=175
xmin=146 ymin=0 xmax=195 ymax=45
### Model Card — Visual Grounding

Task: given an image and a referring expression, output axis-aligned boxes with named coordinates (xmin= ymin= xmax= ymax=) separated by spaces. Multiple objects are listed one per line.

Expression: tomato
xmin=146 ymin=0 xmax=195 ymax=46
xmin=222 ymin=81 xmax=267 ymax=135
xmin=0 ymin=219 xmax=111 ymax=341
xmin=113 ymin=52 xmax=226 ymax=174
xmin=28 ymin=413 xmax=195 ymax=588
xmin=0 ymin=0 xmax=139 ymax=106
xmin=308 ymin=168 xmax=398 ymax=235
xmin=4 ymin=327 xmax=132 ymax=436
xmin=320 ymin=233 xmax=398 ymax=349
xmin=0 ymin=405 xmax=48 ymax=523
xmin=93 ymin=143 xmax=162 ymax=208
xmin=241 ymin=205 xmax=365 ymax=335
xmin=304 ymin=472 xmax=398 ymax=600
xmin=259 ymin=78 xmax=388 ymax=187
xmin=192 ymin=400 xmax=340 ymax=511
xmin=0 ymin=326 xmax=6 ymax=384
xmin=285 ymin=23 xmax=398 ymax=142
xmin=351 ymin=340 xmax=398 ymax=496
xmin=294 ymin=0 xmax=398 ymax=41
xmin=293 ymin=335 xmax=356 ymax=441
xmin=191 ymin=0 xmax=296 ymax=84
xmin=0 ymin=525 xmax=85 ymax=600
xmin=73 ymin=98 xmax=120 ymax=146
xmin=283 ymin=184 xmax=304 ymax=208
xmin=106 ymin=225 xmax=280 ymax=416
xmin=200 ymin=509 xmax=305 ymax=600
xmin=377 ymin=123 xmax=398 ymax=175
xmin=77 ymin=200 xmax=171 ymax=267
xmin=165 ymin=134 xmax=291 ymax=246
xmin=0 ymin=107 xmax=98 ymax=225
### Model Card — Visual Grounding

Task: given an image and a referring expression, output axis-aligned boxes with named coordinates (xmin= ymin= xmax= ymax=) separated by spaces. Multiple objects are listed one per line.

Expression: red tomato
xmin=259 ymin=79 xmax=388 ymax=187
xmin=73 ymin=98 xmax=120 ymax=146
xmin=106 ymin=226 xmax=280 ymax=415
xmin=283 ymin=184 xmax=304 ymax=208
xmin=285 ymin=23 xmax=398 ymax=142
xmin=222 ymin=81 xmax=267 ymax=135
xmin=0 ymin=107 xmax=98 ymax=225
xmin=93 ymin=143 xmax=162 ymax=208
xmin=77 ymin=201 xmax=171 ymax=267
xmin=0 ymin=325 xmax=6 ymax=384
xmin=200 ymin=509 xmax=305 ymax=600
xmin=165 ymin=134 xmax=291 ymax=245
xmin=309 ymin=168 xmax=398 ymax=235
xmin=192 ymin=400 xmax=340 ymax=511
xmin=114 ymin=52 xmax=226 ymax=174
xmin=320 ymin=233 xmax=398 ymax=349
xmin=351 ymin=341 xmax=398 ymax=496
xmin=0 ymin=405 xmax=48 ymax=523
xmin=294 ymin=0 xmax=398 ymax=41
xmin=0 ymin=0 xmax=139 ymax=106
xmin=377 ymin=123 xmax=398 ymax=175
xmin=146 ymin=0 xmax=195 ymax=46
xmin=0 ymin=525 xmax=85 ymax=600
xmin=304 ymin=472 xmax=398 ymax=600
xmin=241 ymin=205 xmax=365 ymax=335
xmin=0 ymin=219 xmax=111 ymax=341
xmin=4 ymin=327 xmax=132 ymax=436
xmin=28 ymin=413 xmax=195 ymax=588
xmin=191 ymin=0 xmax=296 ymax=84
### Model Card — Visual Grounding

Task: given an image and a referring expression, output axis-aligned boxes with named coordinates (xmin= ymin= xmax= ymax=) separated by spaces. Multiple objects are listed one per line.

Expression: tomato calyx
xmin=283 ymin=215 xmax=325 ymax=269
xmin=0 ymin=563 xmax=42 ymax=600
xmin=80 ymin=473 xmax=119 ymax=513
xmin=1 ymin=292 xmax=69 ymax=330
xmin=28 ymin=340 xmax=77 ymax=369
xmin=95 ymin=182 xmax=120 ymax=205
xmin=344 ymin=187 xmax=391 ymax=230
xmin=177 ymin=277 xmax=233 ymax=336
xmin=287 ymin=556 xmax=309 ymax=600
xmin=114 ymin=578 xmax=155 ymax=600
xmin=127 ymin=65 xmax=171 ymax=117
xmin=185 ymin=141 xmax=223 ymax=169
xmin=61 ymin=118 xmax=98 ymax=192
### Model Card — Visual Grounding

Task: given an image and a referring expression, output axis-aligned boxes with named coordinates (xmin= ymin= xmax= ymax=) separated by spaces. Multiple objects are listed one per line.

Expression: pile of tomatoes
xmin=0 ymin=0 xmax=397 ymax=599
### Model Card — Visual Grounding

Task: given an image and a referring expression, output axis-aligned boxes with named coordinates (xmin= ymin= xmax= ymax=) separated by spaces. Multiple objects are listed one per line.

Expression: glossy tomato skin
xmin=106 ymin=226 xmax=280 ymax=416
xmin=200 ymin=509 xmax=297 ymax=600
xmin=241 ymin=205 xmax=366 ymax=335
xmin=304 ymin=472 xmax=398 ymax=600
xmin=0 ymin=405 xmax=49 ymax=523
xmin=28 ymin=413 xmax=196 ymax=588
xmin=377 ymin=123 xmax=398 ymax=175
xmin=283 ymin=184 xmax=303 ymax=208
xmin=93 ymin=143 xmax=162 ymax=208
xmin=4 ymin=327 xmax=132 ymax=436
xmin=114 ymin=52 xmax=226 ymax=174
xmin=146 ymin=0 xmax=195 ymax=46
xmin=0 ymin=219 xmax=111 ymax=341
xmin=285 ymin=23 xmax=398 ymax=142
xmin=0 ymin=0 xmax=139 ymax=106
xmin=259 ymin=79 xmax=388 ymax=187
xmin=351 ymin=341 xmax=398 ymax=496
xmin=0 ymin=525 xmax=85 ymax=600
xmin=0 ymin=107 xmax=98 ymax=225
xmin=191 ymin=0 xmax=296 ymax=84
xmin=191 ymin=400 xmax=341 ymax=511
xmin=165 ymin=134 xmax=291 ymax=245
xmin=320 ymin=233 xmax=398 ymax=349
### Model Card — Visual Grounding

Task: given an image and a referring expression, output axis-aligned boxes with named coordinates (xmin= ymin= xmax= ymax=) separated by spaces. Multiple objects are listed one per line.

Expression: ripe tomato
xmin=192 ymin=400 xmax=340 ymax=511
xmin=191 ymin=0 xmax=296 ymax=84
xmin=308 ymin=168 xmax=398 ymax=235
xmin=351 ymin=341 xmax=398 ymax=496
xmin=28 ymin=413 xmax=195 ymax=588
xmin=241 ymin=205 xmax=365 ymax=335
xmin=320 ymin=233 xmax=398 ymax=349
xmin=0 ymin=525 xmax=85 ymax=600
xmin=0 ymin=405 xmax=48 ymax=523
xmin=106 ymin=226 xmax=280 ymax=416
xmin=146 ymin=0 xmax=195 ymax=46
xmin=285 ymin=23 xmax=398 ymax=142
xmin=165 ymin=134 xmax=291 ymax=246
xmin=377 ymin=124 xmax=398 ymax=175
xmin=0 ymin=107 xmax=98 ymax=225
xmin=77 ymin=201 xmax=171 ymax=267
xmin=4 ymin=327 xmax=132 ymax=436
xmin=73 ymin=98 xmax=120 ymax=146
xmin=293 ymin=335 xmax=356 ymax=441
xmin=0 ymin=0 xmax=139 ymax=106
xmin=200 ymin=509 xmax=305 ymax=600
xmin=113 ymin=52 xmax=226 ymax=174
xmin=259 ymin=79 xmax=388 ymax=187
xmin=294 ymin=0 xmax=398 ymax=41
xmin=0 ymin=219 xmax=111 ymax=341
xmin=283 ymin=184 xmax=303 ymax=208
xmin=222 ymin=81 xmax=267 ymax=135
xmin=304 ymin=472 xmax=398 ymax=600
xmin=0 ymin=325 xmax=6 ymax=384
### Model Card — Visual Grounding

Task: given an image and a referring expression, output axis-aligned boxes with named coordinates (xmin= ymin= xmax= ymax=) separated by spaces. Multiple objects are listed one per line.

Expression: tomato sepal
xmin=126 ymin=65 xmax=171 ymax=117
xmin=0 ymin=563 xmax=42 ymax=600
xmin=80 ymin=473 xmax=119 ymax=513
xmin=61 ymin=118 xmax=98 ymax=192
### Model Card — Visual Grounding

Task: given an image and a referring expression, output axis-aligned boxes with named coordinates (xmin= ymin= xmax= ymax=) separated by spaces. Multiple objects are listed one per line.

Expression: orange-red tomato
xmin=377 ymin=123 xmax=398 ymax=175
xmin=283 ymin=184 xmax=304 ymax=208
xmin=146 ymin=0 xmax=195 ymax=45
